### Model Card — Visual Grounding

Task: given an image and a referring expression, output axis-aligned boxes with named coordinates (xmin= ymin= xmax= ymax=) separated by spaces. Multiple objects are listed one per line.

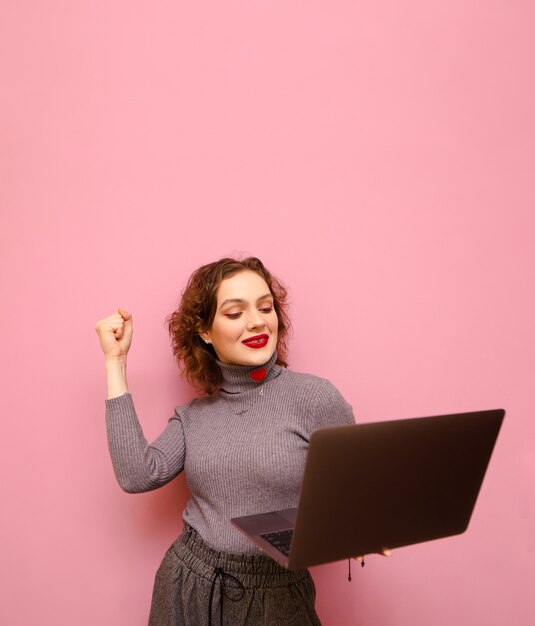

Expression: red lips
xmin=242 ymin=334 xmax=269 ymax=349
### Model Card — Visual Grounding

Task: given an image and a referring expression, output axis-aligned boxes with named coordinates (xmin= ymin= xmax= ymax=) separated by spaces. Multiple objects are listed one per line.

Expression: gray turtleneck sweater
xmin=105 ymin=353 xmax=355 ymax=554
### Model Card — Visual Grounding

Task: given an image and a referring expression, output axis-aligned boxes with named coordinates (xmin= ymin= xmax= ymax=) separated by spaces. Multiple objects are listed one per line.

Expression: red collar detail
xmin=250 ymin=367 xmax=267 ymax=383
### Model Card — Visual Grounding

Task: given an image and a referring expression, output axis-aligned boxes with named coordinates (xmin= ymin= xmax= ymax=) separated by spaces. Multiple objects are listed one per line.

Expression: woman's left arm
xmin=308 ymin=380 xmax=393 ymax=562
xmin=308 ymin=379 xmax=355 ymax=432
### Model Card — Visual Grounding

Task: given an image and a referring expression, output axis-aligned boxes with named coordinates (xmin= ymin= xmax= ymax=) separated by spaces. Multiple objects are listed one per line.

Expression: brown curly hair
xmin=167 ymin=257 xmax=291 ymax=395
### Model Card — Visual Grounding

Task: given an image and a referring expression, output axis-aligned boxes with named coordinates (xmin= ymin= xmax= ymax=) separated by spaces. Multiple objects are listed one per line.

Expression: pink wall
xmin=1 ymin=2 xmax=534 ymax=624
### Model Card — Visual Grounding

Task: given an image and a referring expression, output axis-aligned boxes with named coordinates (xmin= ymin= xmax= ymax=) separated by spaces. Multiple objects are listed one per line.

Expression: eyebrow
xmin=219 ymin=293 xmax=273 ymax=309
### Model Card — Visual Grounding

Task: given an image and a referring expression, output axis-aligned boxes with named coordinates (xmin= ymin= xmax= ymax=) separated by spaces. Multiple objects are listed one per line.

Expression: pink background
xmin=1 ymin=2 xmax=534 ymax=624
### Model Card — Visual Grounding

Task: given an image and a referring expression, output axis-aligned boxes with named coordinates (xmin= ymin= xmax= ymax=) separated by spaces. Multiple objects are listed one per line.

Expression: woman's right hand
xmin=94 ymin=309 xmax=133 ymax=359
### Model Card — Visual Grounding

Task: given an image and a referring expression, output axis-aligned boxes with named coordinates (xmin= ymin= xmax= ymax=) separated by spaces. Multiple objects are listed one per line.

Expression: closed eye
xmin=224 ymin=305 xmax=273 ymax=318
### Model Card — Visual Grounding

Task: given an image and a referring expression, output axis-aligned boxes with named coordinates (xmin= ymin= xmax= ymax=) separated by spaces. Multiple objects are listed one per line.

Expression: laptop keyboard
xmin=260 ymin=529 xmax=293 ymax=556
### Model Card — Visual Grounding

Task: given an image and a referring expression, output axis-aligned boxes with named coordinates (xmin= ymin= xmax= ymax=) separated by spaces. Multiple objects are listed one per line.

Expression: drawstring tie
xmin=208 ymin=566 xmax=245 ymax=626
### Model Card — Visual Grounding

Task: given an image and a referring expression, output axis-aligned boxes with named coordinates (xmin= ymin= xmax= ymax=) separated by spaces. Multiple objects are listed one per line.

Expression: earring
xmin=204 ymin=338 xmax=212 ymax=344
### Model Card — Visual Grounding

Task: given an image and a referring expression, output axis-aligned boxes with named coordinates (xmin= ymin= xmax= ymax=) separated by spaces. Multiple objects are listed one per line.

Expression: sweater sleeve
xmin=307 ymin=379 xmax=355 ymax=435
xmin=105 ymin=393 xmax=186 ymax=493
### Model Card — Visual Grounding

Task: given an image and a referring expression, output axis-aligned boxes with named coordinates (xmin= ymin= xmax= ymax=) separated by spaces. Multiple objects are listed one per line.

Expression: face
xmin=201 ymin=270 xmax=278 ymax=366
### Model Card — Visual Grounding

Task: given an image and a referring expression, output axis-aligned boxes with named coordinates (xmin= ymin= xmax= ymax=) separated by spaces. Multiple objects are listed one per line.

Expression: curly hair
xmin=167 ymin=257 xmax=291 ymax=395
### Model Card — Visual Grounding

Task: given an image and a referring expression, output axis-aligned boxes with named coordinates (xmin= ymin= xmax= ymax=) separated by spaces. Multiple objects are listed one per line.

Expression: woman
xmin=95 ymin=257 xmax=355 ymax=625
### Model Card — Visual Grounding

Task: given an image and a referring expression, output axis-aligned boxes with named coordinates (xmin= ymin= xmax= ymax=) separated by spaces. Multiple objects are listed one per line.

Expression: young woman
xmin=95 ymin=257 xmax=355 ymax=625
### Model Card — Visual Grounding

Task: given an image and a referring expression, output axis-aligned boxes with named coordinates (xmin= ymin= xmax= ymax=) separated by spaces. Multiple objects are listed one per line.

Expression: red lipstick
xmin=242 ymin=334 xmax=269 ymax=349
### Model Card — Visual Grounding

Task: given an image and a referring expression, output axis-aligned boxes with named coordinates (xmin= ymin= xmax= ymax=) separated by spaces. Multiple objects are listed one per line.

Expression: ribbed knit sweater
xmin=105 ymin=352 xmax=355 ymax=554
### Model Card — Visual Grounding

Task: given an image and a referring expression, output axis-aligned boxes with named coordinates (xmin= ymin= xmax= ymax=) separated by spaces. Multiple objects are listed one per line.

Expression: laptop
xmin=231 ymin=408 xmax=505 ymax=570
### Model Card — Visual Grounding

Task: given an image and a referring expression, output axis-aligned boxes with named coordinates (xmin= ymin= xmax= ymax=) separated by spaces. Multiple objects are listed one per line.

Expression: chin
xmin=240 ymin=347 xmax=275 ymax=367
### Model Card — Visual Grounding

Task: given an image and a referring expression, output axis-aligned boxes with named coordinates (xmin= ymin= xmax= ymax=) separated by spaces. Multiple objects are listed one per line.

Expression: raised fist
xmin=94 ymin=308 xmax=133 ymax=359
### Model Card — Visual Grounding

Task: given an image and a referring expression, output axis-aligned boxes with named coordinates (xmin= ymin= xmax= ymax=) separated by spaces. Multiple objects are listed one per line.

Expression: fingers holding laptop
xmin=354 ymin=548 xmax=392 ymax=566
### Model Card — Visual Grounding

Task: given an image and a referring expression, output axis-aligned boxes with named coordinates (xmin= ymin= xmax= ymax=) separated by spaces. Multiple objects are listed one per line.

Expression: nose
xmin=247 ymin=309 xmax=266 ymax=330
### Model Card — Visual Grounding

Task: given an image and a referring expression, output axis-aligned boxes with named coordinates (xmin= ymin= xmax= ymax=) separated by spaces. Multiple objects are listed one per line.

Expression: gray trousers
xmin=149 ymin=525 xmax=321 ymax=626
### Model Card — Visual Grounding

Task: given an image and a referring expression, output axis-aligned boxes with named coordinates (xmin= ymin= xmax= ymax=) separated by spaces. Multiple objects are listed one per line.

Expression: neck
xmin=216 ymin=351 xmax=282 ymax=394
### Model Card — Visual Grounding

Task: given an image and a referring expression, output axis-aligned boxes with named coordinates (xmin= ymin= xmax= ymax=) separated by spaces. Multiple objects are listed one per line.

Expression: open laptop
xmin=231 ymin=408 xmax=505 ymax=570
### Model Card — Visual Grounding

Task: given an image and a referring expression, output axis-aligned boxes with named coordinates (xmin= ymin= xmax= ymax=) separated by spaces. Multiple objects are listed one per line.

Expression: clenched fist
xmin=95 ymin=308 xmax=133 ymax=359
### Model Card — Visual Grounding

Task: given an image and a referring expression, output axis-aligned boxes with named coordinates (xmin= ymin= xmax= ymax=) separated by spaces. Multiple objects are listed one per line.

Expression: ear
xmin=199 ymin=330 xmax=212 ymax=344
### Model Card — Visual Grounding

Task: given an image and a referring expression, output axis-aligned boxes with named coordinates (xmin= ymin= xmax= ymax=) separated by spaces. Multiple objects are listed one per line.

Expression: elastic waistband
xmin=173 ymin=524 xmax=310 ymax=589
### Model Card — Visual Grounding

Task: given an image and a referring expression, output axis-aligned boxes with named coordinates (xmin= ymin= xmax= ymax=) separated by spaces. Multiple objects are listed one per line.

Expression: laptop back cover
xmin=288 ymin=409 xmax=504 ymax=569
